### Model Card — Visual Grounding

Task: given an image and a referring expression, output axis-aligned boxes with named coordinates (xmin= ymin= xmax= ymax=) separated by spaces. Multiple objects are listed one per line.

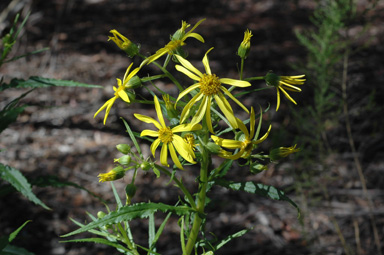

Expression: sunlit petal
xmin=172 ymin=123 xmax=202 ymax=133
xmin=175 ymin=65 xmax=202 ymax=81
xmin=214 ymin=93 xmax=237 ymax=129
xmin=276 ymin=89 xmax=281 ymax=111
xmin=117 ymin=90 xmax=130 ymax=103
xmin=134 ymin=113 xmax=162 ymax=130
xmin=141 ymin=130 xmax=159 ymax=137
xmin=190 ymin=95 xmax=209 ymax=125
xmin=175 ymin=83 xmax=201 ymax=107
xmin=202 ymin=48 xmax=214 ymax=75
xmin=160 ymin=143 xmax=169 ymax=167
xmin=168 ymin=143 xmax=184 ymax=170
xmin=154 ymin=96 xmax=166 ymax=128
xmin=253 ymin=125 xmax=272 ymax=144
xmin=211 ymin=135 xmax=242 ymax=149
xmin=219 ymin=78 xmax=251 ymax=87
xmin=174 ymin=55 xmax=203 ymax=77
xmin=150 ymin=138 xmax=161 ymax=157
xmin=173 ymin=135 xmax=196 ymax=163
xmin=221 ymin=86 xmax=249 ymax=113
xmin=185 ymin=32 xmax=204 ymax=43
xmin=205 ymin=98 xmax=214 ymax=133
xmin=279 ymin=87 xmax=297 ymax=105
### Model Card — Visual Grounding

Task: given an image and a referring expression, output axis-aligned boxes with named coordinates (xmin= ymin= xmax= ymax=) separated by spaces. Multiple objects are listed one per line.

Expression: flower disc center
xmin=200 ymin=74 xmax=221 ymax=96
xmin=159 ymin=127 xmax=173 ymax=144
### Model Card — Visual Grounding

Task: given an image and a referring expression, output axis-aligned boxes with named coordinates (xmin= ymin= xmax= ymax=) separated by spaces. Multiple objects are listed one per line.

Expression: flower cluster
xmin=94 ymin=18 xmax=305 ymax=173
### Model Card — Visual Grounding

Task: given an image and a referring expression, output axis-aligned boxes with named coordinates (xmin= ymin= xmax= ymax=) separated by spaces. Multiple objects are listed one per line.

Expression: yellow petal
xmin=168 ymin=143 xmax=184 ymax=170
xmin=253 ymin=125 xmax=271 ymax=144
xmin=134 ymin=113 xmax=162 ymax=130
xmin=174 ymin=55 xmax=203 ymax=77
xmin=202 ymin=48 xmax=214 ymax=75
xmin=172 ymin=123 xmax=202 ymax=133
xmin=173 ymin=135 xmax=196 ymax=163
xmin=117 ymin=90 xmax=130 ymax=103
xmin=154 ymin=96 xmax=166 ymax=128
xmin=211 ymin=135 xmax=242 ymax=149
xmin=249 ymin=107 xmax=256 ymax=138
xmin=276 ymin=88 xmax=281 ymax=111
xmin=185 ymin=32 xmax=204 ymax=43
xmin=141 ymin=130 xmax=159 ymax=137
xmin=125 ymin=66 xmax=141 ymax=82
xmin=236 ymin=118 xmax=249 ymax=138
xmin=160 ymin=143 xmax=169 ymax=167
xmin=103 ymin=97 xmax=117 ymax=125
xmin=279 ymin=87 xmax=297 ymax=105
xmin=180 ymin=92 xmax=203 ymax=124
xmin=190 ymin=95 xmax=209 ymax=125
xmin=175 ymin=65 xmax=201 ymax=81
xmin=122 ymin=63 xmax=133 ymax=82
xmin=219 ymin=78 xmax=251 ymax=87
xmin=221 ymin=86 xmax=249 ymax=113
xmin=214 ymin=93 xmax=237 ymax=129
xmin=205 ymin=98 xmax=214 ymax=134
xmin=150 ymin=138 xmax=161 ymax=157
xmin=176 ymin=83 xmax=200 ymax=106
xmin=94 ymin=98 xmax=112 ymax=118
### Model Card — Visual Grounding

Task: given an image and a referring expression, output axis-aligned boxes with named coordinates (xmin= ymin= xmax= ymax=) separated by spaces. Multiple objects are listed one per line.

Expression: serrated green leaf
xmin=0 ymin=164 xmax=50 ymax=210
xmin=213 ymin=179 xmax=300 ymax=217
xmin=61 ymin=238 xmax=131 ymax=253
xmin=0 ymin=244 xmax=34 ymax=255
xmin=0 ymin=76 xmax=101 ymax=91
xmin=62 ymin=203 xmax=192 ymax=237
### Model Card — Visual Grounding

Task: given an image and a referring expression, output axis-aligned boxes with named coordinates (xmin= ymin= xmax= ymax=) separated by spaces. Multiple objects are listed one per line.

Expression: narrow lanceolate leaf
xmin=62 ymin=203 xmax=192 ymax=237
xmin=0 ymin=76 xmax=101 ymax=91
xmin=213 ymin=179 xmax=300 ymax=217
xmin=0 ymin=106 xmax=26 ymax=134
xmin=215 ymin=229 xmax=250 ymax=250
xmin=0 ymin=164 xmax=50 ymax=210
xmin=9 ymin=221 xmax=31 ymax=242
xmin=60 ymin=238 xmax=131 ymax=253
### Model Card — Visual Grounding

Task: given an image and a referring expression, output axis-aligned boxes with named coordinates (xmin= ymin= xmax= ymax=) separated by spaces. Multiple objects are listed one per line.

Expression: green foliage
xmin=0 ymin=164 xmax=50 ymax=210
xmin=0 ymin=221 xmax=34 ymax=255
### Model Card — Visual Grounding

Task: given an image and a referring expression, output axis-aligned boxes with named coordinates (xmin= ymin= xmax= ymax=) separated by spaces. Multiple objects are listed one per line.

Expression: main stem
xmin=184 ymin=121 xmax=210 ymax=255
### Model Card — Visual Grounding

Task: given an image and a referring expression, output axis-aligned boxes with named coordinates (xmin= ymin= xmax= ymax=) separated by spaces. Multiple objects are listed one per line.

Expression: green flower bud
xmin=114 ymin=155 xmax=131 ymax=165
xmin=205 ymin=142 xmax=222 ymax=154
xmin=97 ymin=211 xmax=107 ymax=219
xmin=250 ymin=162 xmax=268 ymax=174
xmin=116 ymin=144 xmax=131 ymax=154
xmin=140 ymin=162 xmax=151 ymax=171
xmin=237 ymin=29 xmax=252 ymax=59
xmin=126 ymin=75 xmax=142 ymax=89
xmin=125 ymin=183 xmax=137 ymax=204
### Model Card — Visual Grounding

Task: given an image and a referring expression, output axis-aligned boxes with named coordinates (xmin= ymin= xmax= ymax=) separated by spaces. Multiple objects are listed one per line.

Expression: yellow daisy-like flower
xmin=94 ymin=63 xmax=140 ymax=125
xmin=265 ymin=72 xmax=306 ymax=111
xmin=143 ymin=19 xmax=205 ymax=66
xmin=134 ymin=96 xmax=202 ymax=170
xmin=184 ymin=133 xmax=197 ymax=151
xmin=211 ymin=107 xmax=272 ymax=160
xmin=174 ymin=48 xmax=251 ymax=133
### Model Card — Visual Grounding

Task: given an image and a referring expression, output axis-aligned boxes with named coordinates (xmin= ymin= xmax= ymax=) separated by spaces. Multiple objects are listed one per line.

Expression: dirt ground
xmin=1 ymin=0 xmax=384 ymax=254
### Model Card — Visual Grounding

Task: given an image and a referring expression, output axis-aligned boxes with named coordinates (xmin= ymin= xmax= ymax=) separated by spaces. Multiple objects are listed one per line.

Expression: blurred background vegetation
xmin=1 ymin=0 xmax=384 ymax=254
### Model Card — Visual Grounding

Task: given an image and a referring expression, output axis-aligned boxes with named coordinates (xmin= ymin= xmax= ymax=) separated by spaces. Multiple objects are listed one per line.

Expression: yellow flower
xmin=94 ymin=63 xmax=140 ymax=125
xmin=174 ymin=48 xmax=251 ymax=133
xmin=269 ymin=144 xmax=300 ymax=161
xmin=211 ymin=107 xmax=271 ymax=160
xmin=238 ymin=29 xmax=253 ymax=58
xmin=183 ymin=133 xmax=197 ymax=151
xmin=134 ymin=96 xmax=202 ymax=170
xmin=108 ymin=29 xmax=139 ymax=57
xmin=143 ymin=19 xmax=205 ymax=65
xmin=98 ymin=166 xmax=125 ymax=182
xmin=265 ymin=72 xmax=306 ymax=111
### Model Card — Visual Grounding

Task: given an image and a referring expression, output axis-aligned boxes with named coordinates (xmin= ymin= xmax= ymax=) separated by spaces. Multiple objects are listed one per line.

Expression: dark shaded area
xmin=1 ymin=0 xmax=384 ymax=254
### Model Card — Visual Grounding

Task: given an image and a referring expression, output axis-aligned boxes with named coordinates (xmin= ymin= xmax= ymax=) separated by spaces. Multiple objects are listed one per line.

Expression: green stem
xmin=244 ymin=76 xmax=265 ymax=82
xmin=117 ymin=223 xmax=139 ymax=255
xmin=239 ymin=57 xmax=245 ymax=80
xmin=184 ymin=122 xmax=210 ymax=255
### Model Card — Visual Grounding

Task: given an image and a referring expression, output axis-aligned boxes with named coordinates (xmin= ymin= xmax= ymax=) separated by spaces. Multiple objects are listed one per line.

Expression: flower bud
xmin=269 ymin=144 xmax=300 ymax=161
xmin=116 ymin=144 xmax=131 ymax=154
xmin=114 ymin=155 xmax=131 ymax=165
xmin=125 ymin=75 xmax=142 ymax=89
xmin=97 ymin=211 xmax=107 ymax=219
xmin=237 ymin=29 xmax=252 ymax=59
xmin=205 ymin=142 xmax=222 ymax=154
xmin=98 ymin=166 xmax=125 ymax=182
xmin=162 ymin=94 xmax=178 ymax=119
xmin=125 ymin=183 xmax=137 ymax=204
xmin=140 ymin=161 xmax=151 ymax=171
xmin=108 ymin=29 xmax=139 ymax=57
